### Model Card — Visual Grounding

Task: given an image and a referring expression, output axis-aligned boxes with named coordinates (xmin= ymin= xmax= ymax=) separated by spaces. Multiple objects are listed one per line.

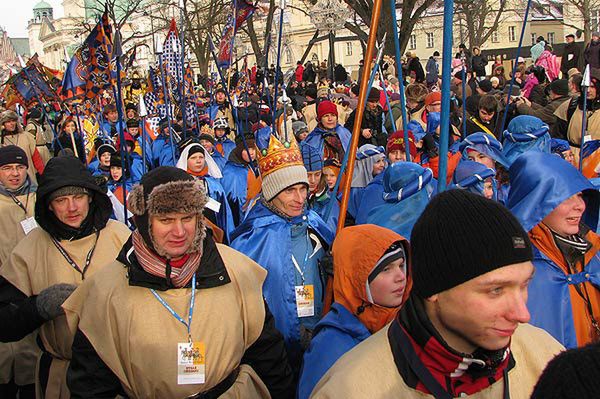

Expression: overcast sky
xmin=1 ymin=0 xmax=64 ymax=38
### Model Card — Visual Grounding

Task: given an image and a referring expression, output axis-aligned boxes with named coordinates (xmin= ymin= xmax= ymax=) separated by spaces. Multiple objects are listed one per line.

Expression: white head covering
xmin=176 ymin=143 xmax=223 ymax=179
xmin=351 ymin=144 xmax=386 ymax=188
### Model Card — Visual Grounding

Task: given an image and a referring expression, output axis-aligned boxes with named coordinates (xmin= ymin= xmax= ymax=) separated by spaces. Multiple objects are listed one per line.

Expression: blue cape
xmin=502 ymin=115 xmax=551 ymax=166
xmin=366 ymin=162 xmax=435 ymax=238
xmin=451 ymin=159 xmax=497 ymax=200
xmin=303 ymin=124 xmax=352 ymax=158
xmin=459 ymin=132 xmax=508 ymax=167
xmin=230 ymin=201 xmax=334 ymax=357
xmin=151 ymin=134 xmax=178 ymax=167
xmin=355 ymin=173 xmax=385 ymax=225
xmin=221 ymin=160 xmax=252 ymax=227
xmin=508 ymin=151 xmax=599 ymax=232
xmin=204 ymin=176 xmax=235 ymax=243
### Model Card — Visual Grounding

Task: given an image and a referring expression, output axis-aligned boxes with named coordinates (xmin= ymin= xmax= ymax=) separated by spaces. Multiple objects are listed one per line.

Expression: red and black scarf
xmin=388 ymin=296 xmax=514 ymax=398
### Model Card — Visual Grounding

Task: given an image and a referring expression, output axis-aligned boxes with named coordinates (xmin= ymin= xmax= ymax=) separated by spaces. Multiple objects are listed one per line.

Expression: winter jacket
xmin=230 ymin=201 xmax=334 ymax=368
xmin=64 ymin=236 xmax=295 ymax=399
xmin=344 ymin=107 xmax=387 ymax=148
xmin=0 ymin=156 xmax=131 ymax=398
xmin=296 ymin=65 xmax=305 ymax=82
xmin=561 ymin=42 xmax=583 ymax=75
xmin=310 ymin=323 xmax=562 ymax=398
xmin=53 ymin=132 xmax=86 ymax=164
xmin=425 ymin=57 xmax=439 ymax=84
xmin=222 ymin=157 xmax=261 ymax=227
xmin=407 ymin=58 xmax=425 ymax=83
xmin=151 ymin=133 xmax=178 ymax=167
xmin=508 ymin=152 xmax=600 ymax=348
xmin=584 ymin=40 xmax=600 ymax=69
xmin=471 ymin=55 xmax=488 ymax=78
xmin=517 ymin=95 xmax=569 ymax=130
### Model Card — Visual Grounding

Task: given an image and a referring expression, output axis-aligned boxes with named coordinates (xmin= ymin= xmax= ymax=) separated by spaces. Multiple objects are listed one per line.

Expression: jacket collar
xmin=118 ymin=229 xmax=231 ymax=291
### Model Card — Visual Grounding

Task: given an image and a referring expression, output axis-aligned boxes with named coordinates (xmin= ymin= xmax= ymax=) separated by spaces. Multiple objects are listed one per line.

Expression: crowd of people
xmin=0 ymin=32 xmax=599 ymax=399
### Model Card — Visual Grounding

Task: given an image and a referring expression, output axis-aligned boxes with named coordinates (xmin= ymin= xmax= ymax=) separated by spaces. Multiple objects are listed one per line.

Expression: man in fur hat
xmin=0 ymin=110 xmax=45 ymax=184
xmin=65 ymin=166 xmax=294 ymax=398
xmin=0 ymin=156 xmax=131 ymax=398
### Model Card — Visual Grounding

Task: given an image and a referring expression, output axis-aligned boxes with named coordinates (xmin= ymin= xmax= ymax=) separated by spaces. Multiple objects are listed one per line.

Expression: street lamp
xmin=309 ymin=0 xmax=348 ymax=80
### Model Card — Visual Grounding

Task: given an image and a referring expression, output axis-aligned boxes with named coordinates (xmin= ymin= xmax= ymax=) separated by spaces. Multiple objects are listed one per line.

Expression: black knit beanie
xmin=0 ymin=145 xmax=28 ymax=167
xmin=410 ymin=190 xmax=533 ymax=298
xmin=531 ymin=342 xmax=600 ymax=399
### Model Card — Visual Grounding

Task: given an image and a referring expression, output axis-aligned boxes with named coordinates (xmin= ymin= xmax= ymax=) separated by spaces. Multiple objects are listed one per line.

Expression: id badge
xmin=295 ymin=285 xmax=315 ymax=317
xmin=20 ymin=217 xmax=38 ymax=235
xmin=177 ymin=342 xmax=205 ymax=385
xmin=205 ymin=197 xmax=222 ymax=213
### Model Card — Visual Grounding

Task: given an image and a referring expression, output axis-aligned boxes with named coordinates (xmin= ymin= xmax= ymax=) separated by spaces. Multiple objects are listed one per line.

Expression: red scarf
xmin=132 ymin=230 xmax=201 ymax=288
xmin=187 ymin=166 xmax=209 ymax=177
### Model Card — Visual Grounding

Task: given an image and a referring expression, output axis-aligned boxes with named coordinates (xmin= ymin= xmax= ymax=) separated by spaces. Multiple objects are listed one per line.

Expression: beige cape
xmin=310 ymin=323 xmax=564 ymax=399
xmin=0 ymin=219 xmax=131 ymax=398
xmin=63 ymin=244 xmax=271 ymax=399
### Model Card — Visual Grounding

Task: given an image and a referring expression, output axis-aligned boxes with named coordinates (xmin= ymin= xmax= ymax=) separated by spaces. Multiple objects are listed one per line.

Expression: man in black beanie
xmin=311 ymin=190 xmax=564 ymax=398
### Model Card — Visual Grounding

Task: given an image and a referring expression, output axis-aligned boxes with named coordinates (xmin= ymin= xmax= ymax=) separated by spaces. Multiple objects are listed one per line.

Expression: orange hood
xmin=332 ymin=224 xmax=412 ymax=333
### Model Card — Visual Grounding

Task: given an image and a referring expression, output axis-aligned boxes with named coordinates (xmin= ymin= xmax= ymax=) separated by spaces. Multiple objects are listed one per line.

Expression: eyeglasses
xmin=0 ymin=165 xmax=27 ymax=173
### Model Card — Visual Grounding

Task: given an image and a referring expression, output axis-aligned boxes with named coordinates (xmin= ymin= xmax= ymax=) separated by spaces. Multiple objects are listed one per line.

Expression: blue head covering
xmin=426 ymin=112 xmax=441 ymax=134
xmin=301 ymin=143 xmax=324 ymax=171
xmin=508 ymin=151 xmax=599 ymax=232
xmin=255 ymin=126 xmax=272 ymax=151
xmin=351 ymin=144 xmax=386 ymax=188
xmin=366 ymin=162 xmax=435 ymax=238
xmin=550 ymin=138 xmax=571 ymax=155
xmin=459 ymin=132 xmax=507 ymax=167
xmin=451 ymin=160 xmax=497 ymax=200
xmin=502 ymin=115 xmax=551 ymax=166
xmin=406 ymin=120 xmax=427 ymax=141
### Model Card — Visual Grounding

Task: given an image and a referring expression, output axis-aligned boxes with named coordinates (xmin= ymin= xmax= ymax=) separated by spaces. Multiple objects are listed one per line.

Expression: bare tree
xmin=561 ymin=0 xmax=600 ymax=43
xmin=454 ymin=0 xmax=508 ymax=49
xmin=243 ymin=0 xmax=277 ymax=67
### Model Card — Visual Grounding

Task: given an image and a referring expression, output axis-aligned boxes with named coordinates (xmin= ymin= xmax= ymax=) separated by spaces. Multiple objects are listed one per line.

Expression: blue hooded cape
xmin=459 ymin=132 xmax=508 ymax=167
xmin=204 ymin=176 xmax=235 ymax=243
xmin=230 ymin=201 xmax=334 ymax=363
xmin=451 ymin=159 xmax=497 ymax=200
xmin=298 ymin=303 xmax=371 ymax=399
xmin=502 ymin=115 xmax=551 ymax=166
xmin=302 ymin=124 xmax=352 ymax=159
xmin=355 ymin=172 xmax=385 ymax=225
xmin=221 ymin=160 xmax=254 ymax=227
xmin=508 ymin=152 xmax=600 ymax=348
xmin=366 ymin=162 xmax=435 ymax=238
xmin=151 ymin=134 xmax=178 ymax=167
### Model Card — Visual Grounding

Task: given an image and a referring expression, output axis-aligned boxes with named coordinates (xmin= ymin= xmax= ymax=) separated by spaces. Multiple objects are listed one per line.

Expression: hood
xmin=452 ymin=160 xmax=497 ymax=199
xmin=332 ymin=224 xmax=412 ymax=333
xmin=35 ymin=156 xmax=112 ymax=240
xmin=508 ymin=151 xmax=599 ymax=232
xmin=459 ymin=132 xmax=508 ymax=167
xmin=502 ymin=115 xmax=551 ymax=166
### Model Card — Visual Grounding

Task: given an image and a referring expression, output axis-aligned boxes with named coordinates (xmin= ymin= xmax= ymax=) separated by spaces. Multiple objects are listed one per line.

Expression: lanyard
xmin=150 ymin=273 xmax=196 ymax=343
xmin=291 ymin=233 xmax=312 ymax=286
xmin=9 ymin=190 xmax=30 ymax=215
xmin=51 ymin=230 xmax=99 ymax=280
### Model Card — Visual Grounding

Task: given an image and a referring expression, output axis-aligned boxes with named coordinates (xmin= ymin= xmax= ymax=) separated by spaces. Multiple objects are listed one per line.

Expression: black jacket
xmin=561 ymin=42 xmax=583 ymax=74
xmin=407 ymin=58 xmax=425 ymax=83
xmin=584 ymin=40 xmax=600 ymax=69
xmin=67 ymin=234 xmax=296 ymax=399
xmin=345 ymin=107 xmax=387 ymax=148
xmin=471 ymin=55 xmax=488 ymax=77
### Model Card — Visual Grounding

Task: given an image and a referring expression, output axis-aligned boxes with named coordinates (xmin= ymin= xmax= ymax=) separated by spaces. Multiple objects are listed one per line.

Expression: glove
xmin=422 ymin=133 xmax=439 ymax=158
xmin=318 ymin=252 xmax=334 ymax=277
xmin=36 ymin=283 xmax=77 ymax=321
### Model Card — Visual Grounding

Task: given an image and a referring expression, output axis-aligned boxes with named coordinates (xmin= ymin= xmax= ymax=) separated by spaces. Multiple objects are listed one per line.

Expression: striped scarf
xmin=132 ymin=230 xmax=201 ymax=288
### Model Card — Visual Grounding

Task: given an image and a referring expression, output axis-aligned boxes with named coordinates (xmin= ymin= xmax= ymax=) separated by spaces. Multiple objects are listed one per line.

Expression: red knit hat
xmin=424 ymin=91 xmax=442 ymax=107
xmin=386 ymin=131 xmax=417 ymax=158
xmin=317 ymin=100 xmax=338 ymax=121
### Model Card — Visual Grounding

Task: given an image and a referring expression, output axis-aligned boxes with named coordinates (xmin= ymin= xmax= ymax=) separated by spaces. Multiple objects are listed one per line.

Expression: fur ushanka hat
xmin=129 ymin=166 xmax=208 ymax=258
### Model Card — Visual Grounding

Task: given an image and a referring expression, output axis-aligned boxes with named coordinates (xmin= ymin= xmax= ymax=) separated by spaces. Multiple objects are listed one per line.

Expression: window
xmin=547 ymin=32 xmax=555 ymax=44
xmin=592 ymin=10 xmax=600 ymax=32
xmin=531 ymin=33 xmax=537 ymax=45
xmin=508 ymin=26 xmax=516 ymax=42
xmin=426 ymin=33 xmax=434 ymax=48
xmin=491 ymin=30 xmax=499 ymax=43
xmin=409 ymin=34 xmax=417 ymax=50
xmin=345 ymin=42 xmax=353 ymax=56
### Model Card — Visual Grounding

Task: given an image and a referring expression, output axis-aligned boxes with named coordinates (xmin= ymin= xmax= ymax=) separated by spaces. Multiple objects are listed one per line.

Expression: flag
xmin=217 ymin=0 xmax=256 ymax=69
xmin=60 ymin=11 xmax=113 ymax=101
xmin=2 ymin=54 xmax=61 ymax=108
xmin=162 ymin=19 xmax=182 ymax=84
xmin=582 ymin=140 xmax=600 ymax=179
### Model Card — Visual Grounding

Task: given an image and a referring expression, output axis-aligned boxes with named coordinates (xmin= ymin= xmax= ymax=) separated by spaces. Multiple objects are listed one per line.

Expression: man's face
xmin=542 ymin=192 xmax=585 ymax=237
xmin=3 ymin=120 xmax=17 ymax=132
xmin=215 ymin=92 xmax=226 ymax=103
xmin=0 ymin=163 xmax=27 ymax=190
xmin=241 ymin=146 xmax=256 ymax=163
xmin=566 ymin=36 xmax=574 ymax=44
xmin=366 ymin=100 xmax=379 ymax=111
xmin=425 ymin=262 xmax=534 ymax=353
xmin=271 ymin=183 xmax=307 ymax=218
xmin=106 ymin=111 xmax=118 ymax=123
xmin=388 ymin=150 xmax=406 ymax=164
xmin=49 ymin=193 xmax=91 ymax=229
xmin=587 ymin=84 xmax=597 ymax=100
xmin=479 ymin=108 xmax=495 ymax=124
xmin=427 ymin=101 xmax=441 ymax=113
xmin=320 ymin=113 xmax=337 ymax=130
xmin=307 ymin=170 xmax=322 ymax=193
xmin=150 ymin=212 xmax=197 ymax=260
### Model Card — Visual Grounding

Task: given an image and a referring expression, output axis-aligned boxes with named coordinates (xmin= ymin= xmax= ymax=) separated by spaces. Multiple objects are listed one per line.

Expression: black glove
xmin=422 ymin=133 xmax=439 ymax=158
xmin=36 ymin=283 xmax=77 ymax=321
xmin=318 ymin=252 xmax=334 ymax=278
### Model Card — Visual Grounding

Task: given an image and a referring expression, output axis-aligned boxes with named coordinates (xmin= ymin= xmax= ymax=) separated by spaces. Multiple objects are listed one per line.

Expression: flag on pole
xmin=1 ymin=54 xmax=61 ymax=108
xmin=216 ymin=0 xmax=256 ymax=69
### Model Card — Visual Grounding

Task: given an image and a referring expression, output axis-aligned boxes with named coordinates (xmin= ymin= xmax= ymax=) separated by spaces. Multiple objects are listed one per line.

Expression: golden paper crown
xmin=258 ymin=135 xmax=303 ymax=178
